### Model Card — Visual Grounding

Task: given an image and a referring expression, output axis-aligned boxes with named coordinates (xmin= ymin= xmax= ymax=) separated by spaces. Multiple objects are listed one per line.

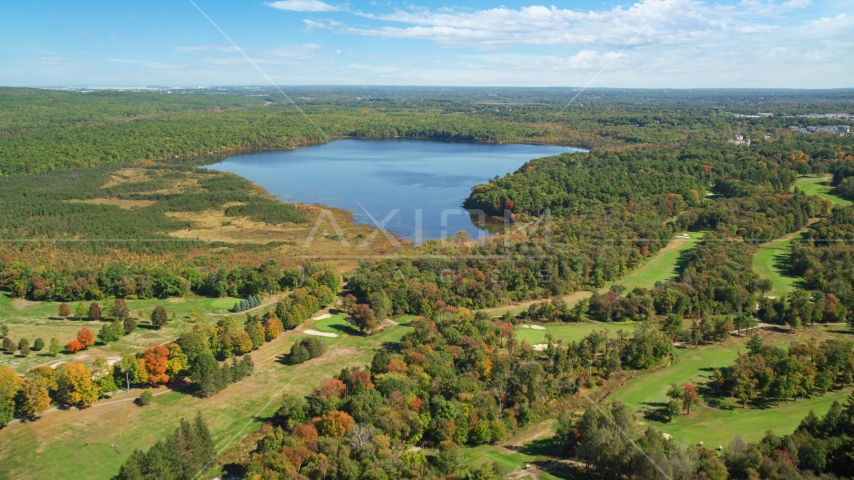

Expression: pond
xmin=207 ymin=139 xmax=583 ymax=244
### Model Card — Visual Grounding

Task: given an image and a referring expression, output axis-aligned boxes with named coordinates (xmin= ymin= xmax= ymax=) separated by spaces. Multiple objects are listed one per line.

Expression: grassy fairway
xmin=515 ymin=322 xmax=639 ymax=345
xmin=614 ymin=330 xmax=853 ymax=447
xmin=0 ymin=292 xmax=261 ymax=373
xmin=796 ymin=176 xmax=852 ymax=207
xmin=463 ymin=419 xmax=583 ymax=480
xmin=751 ymin=233 xmax=803 ymax=298
xmin=0 ymin=316 xmax=411 ymax=480
xmin=615 ymin=232 xmax=704 ymax=292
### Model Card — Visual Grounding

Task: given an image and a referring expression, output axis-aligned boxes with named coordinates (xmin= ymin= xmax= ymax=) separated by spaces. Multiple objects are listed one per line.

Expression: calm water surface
xmin=208 ymin=139 xmax=582 ymax=243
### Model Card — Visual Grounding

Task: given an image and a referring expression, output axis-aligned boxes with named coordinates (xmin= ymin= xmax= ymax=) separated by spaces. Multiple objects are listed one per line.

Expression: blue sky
xmin=1 ymin=0 xmax=851 ymax=87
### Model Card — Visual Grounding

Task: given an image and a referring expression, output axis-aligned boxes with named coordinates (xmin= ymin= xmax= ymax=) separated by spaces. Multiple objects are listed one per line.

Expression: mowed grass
xmin=0 ymin=316 xmax=412 ymax=480
xmin=615 ymin=232 xmax=704 ymax=292
xmin=614 ymin=329 xmax=853 ymax=447
xmin=463 ymin=419 xmax=584 ymax=480
xmin=796 ymin=175 xmax=852 ymax=207
xmin=751 ymin=233 xmax=803 ymax=298
xmin=515 ymin=322 xmax=639 ymax=345
xmin=0 ymin=293 xmax=257 ymax=373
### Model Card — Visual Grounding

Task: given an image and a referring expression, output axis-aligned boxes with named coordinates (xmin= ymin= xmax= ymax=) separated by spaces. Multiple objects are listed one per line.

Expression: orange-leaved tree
xmin=313 ymin=410 xmax=354 ymax=437
xmin=76 ymin=327 xmax=95 ymax=348
xmin=143 ymin=345 xmax=170 ymax=384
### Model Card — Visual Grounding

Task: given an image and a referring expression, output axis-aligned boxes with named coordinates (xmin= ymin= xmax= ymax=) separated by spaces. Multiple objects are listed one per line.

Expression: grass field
xmin=614 ymin=326 xmax=853 ymax=447
xmin=751 ymin=232 xmax=804 ymax=298
xmin=0 ymin=313 xmax=411 ymax=480
xmin=463 ymin=419 xmax=583 ymax=480
xmin=0 ymin=292 xmax=277 ymax=373
xmin=613 ymin=232 xmax=704 ymax=292
xmin=796 ymin=175 xmax=852 ymax=207
xmin=515 ymin=322 xmax=640 ymax=345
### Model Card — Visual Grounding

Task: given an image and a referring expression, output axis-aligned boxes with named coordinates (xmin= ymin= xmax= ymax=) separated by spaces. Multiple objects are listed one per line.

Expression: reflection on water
xmin=207 ymin=139 xmax=583 ymax=244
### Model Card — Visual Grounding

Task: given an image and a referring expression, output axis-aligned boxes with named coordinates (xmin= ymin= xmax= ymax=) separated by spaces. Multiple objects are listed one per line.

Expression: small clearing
xmin=65 ymin=198 xmax=156 ymax=209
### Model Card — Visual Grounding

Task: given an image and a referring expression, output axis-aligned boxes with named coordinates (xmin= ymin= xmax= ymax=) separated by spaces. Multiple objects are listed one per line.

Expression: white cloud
xmin=267 ymin=0 xmax=340 ymax=12
xmin=304 ymin=0 xmax=767 ymax=50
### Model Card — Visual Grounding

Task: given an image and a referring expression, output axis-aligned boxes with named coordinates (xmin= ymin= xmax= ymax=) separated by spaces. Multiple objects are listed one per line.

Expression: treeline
xmin=0 ymin=256 xmax=334 ymax=302
xmin=464 ymin=142 xmax=811 ymax=218
xmin=554 ymin=392 xmax=854 ymax=479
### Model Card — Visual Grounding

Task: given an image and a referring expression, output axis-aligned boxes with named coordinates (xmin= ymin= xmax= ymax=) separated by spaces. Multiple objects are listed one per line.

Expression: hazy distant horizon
xmin=2 ymin=0 xmax=852 ymax=89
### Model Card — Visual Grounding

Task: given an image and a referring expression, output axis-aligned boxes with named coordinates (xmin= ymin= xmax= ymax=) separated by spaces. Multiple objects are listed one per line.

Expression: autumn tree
xmin=151 ymin=305 xmax=169 ymax=329
xmin=314 ymin=410 xmax=354 ymax=437
xmin=351 ymin=304 xmax=377 ymax=334
xmin=111 ymin=299 xmax=130 ymax=321
xmin=58 ymin=303 xmax=70 ymax=318
xmin=2 ymin=337 xmax=15 ymax=353
xmin=681 ymin=381 xmax=700 ymax=415
xmin=87 ymin=302 xmax=102 ymax=320
xmin=18 ymin=374 xmax=51 ymax=417
xmin=65 ymin=340 xmax=84 ymax=353
xmin=76 ymin=327 xmax=95 ymax=348
xmin=0 ymin=366 xmax=23 ymax=426
xmin=57 ymin=363 xmax=98 ymax=407
xmin=143 ymin=345 xmax=170 ymax=384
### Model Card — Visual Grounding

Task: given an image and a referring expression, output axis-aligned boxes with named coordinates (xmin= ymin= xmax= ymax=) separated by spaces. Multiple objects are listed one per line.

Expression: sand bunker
xmin=304 ymin=329 xmax=338 ymax=338
xmin=312 ymin=313 xmax=332 ymax=320
xmin=532 ymin=344 xmax=549 ymax=351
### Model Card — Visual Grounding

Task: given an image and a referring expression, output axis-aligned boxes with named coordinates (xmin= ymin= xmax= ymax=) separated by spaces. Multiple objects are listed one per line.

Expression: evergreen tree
xmin=221 ymin=361 xmax=233 ymax=385
xmin=240 ymin=355 xmax=254 ymax=377
xmin=746 ymin=333 xmax=764 ymax=356
xmin=190 ymin=352 xmax=222 ymax=398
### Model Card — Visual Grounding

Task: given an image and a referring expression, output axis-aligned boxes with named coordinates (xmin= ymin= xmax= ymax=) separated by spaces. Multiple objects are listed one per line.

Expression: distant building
xmin=789 ymin=125 xmax=850 ymax=134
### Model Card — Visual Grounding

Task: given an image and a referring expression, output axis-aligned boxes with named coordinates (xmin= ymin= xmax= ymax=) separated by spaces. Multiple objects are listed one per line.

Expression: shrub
xmin=138 ymin=390 xmax=153 ymax=407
